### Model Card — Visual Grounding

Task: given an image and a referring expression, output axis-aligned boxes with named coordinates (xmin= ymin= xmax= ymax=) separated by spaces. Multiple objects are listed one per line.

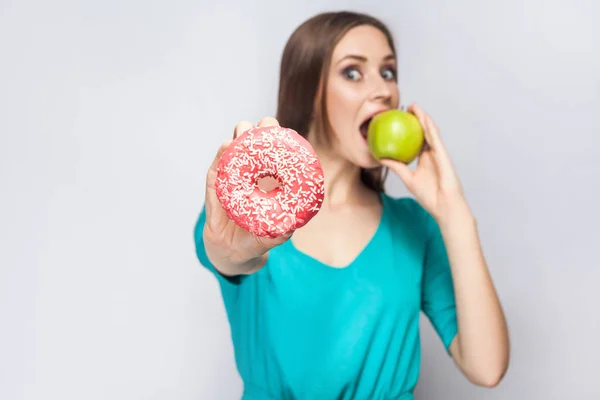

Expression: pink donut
xmin=215 ymin=125 xmax=325 ymax=238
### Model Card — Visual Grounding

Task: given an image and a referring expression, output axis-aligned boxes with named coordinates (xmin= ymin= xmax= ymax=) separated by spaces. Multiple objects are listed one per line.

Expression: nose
xmin=368 ymin=74 xmax=393 ymax=104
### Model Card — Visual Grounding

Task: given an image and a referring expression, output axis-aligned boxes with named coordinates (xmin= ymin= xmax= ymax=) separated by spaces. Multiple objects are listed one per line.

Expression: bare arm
xmin=381 ymin=103 xmax=509 ymax=387
xmin=440 ymin=202 xmax=510 ymax=387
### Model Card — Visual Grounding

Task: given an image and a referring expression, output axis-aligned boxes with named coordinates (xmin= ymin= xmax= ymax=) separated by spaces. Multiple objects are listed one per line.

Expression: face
xmin=323 ymin=25 xmax=400 ymax=168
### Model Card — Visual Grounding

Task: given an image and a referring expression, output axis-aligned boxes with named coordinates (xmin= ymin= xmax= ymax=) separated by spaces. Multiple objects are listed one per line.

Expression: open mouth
xmin=360 ymin=118 xmax=373 ymax=139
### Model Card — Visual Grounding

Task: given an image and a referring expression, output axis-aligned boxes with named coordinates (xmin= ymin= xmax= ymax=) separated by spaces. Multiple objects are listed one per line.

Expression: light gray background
xmin=1 ymin=0 xmax=598 ymax=399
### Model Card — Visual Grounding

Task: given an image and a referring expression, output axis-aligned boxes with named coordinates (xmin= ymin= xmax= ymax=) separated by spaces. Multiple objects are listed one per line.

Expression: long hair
xmin=276 ymin=11 xmax=396 ymax=193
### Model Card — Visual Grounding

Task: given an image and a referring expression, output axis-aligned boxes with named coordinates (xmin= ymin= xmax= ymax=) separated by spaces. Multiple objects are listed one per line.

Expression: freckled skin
xmin=215 ymin=126 xmax=325 ymax=238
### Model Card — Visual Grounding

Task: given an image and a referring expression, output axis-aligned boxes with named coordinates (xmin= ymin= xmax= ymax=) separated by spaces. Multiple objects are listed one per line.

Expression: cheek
xmin=326 ymin=81 xmax=362 ymax=135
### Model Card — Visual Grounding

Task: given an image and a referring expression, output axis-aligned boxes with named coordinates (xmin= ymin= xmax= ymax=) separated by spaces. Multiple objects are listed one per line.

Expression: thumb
xmin=380 ymin=159 xmax=414 ymax=189
xmin=251 ymin=230 xmax=294 ymax=257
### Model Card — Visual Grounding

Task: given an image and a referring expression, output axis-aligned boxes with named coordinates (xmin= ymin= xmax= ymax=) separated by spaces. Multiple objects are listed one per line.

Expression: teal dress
xmin=194 ymin=193 xmax=458 ymax=400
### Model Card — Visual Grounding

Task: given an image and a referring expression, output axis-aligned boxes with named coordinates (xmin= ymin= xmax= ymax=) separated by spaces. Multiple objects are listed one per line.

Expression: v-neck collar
xmin=282 ymin=192 xmax=389 ymax=270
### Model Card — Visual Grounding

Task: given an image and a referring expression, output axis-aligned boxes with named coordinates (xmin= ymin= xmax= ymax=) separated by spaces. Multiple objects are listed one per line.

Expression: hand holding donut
xmin=203 ymin=117 xmax=325 ymax=276
xmin=380 ymin=104 xmax=470 ymax=224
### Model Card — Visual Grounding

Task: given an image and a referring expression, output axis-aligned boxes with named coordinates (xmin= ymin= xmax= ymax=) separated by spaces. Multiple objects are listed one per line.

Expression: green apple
xmin=367 ymin=109 xmax=424 ymax=164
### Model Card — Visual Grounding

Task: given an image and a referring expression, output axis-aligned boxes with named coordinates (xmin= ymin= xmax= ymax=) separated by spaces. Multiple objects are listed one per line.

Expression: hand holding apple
xmin=374 ymin=104 xmax=470 ymax=223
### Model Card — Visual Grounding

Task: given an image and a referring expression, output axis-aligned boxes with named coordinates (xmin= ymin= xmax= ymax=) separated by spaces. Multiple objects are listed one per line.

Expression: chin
xmin=355 ymin=152 xmax=381 ymax=170
xmin=352 ymin=135 xmax=376 ymax=168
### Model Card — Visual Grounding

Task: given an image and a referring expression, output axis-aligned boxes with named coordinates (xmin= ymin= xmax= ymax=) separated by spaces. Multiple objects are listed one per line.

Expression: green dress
xmin=194 ymin=193 xmax=458 ymax=399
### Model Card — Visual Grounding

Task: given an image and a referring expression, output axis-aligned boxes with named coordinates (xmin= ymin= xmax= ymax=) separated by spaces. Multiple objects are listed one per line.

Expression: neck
xmin=312 ymin=143 xmax=364 ymax=209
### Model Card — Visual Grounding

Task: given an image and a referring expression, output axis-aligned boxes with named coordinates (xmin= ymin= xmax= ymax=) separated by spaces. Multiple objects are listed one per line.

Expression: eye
xmin=381 ymin=66 xmax=397 ymax=81
xmin=342 ymin=66 xmax=362 ymax=81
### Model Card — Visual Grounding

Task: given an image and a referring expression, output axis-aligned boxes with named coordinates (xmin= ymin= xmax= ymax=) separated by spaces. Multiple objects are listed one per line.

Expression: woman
xmin=195 ymin=11 xmax=509 ymax=400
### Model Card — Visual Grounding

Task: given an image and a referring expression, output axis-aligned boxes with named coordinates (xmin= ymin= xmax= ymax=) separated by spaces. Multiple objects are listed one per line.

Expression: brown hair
xmin=276 ymin=11 xmax=396 ymax=193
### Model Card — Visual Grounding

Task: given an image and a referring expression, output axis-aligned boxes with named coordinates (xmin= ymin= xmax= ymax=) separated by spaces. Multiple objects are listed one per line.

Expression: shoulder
xmin=381 ymin=192 xmax=437 ymax=239
xmin=381 ymin=192 xmax=429 ymax=224
xmin=383 ymin=193 xmax=421 ymax=215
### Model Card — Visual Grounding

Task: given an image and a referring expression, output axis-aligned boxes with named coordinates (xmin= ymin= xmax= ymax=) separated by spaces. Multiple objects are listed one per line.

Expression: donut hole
xmin=256 ymin=175 xmax=281 ymax=193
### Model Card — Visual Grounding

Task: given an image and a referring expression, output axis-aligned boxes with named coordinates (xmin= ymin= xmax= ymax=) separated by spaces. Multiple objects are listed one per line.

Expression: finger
xmin=424 ymin=113 xmax=444 ymax=148
xmin=205 ymin=140 xmax=233 ymax=218
xmin=254 ymin=230 xmax=294 ymax=252
xmin=380 ymin=158 xmax=414 ymax=191
xmin=407 ymin=103 xmax=436 ymax=147
xmin=230 ymin=224 xmax=292 ymax=259
xmin=407 ymin=104 xmax=453 ymax=166
xmin=233 ymin=121 xmax=254 ymax=139
xmin=257 ymin=116 xmax=280 ymax=128
xmin=416 ymin=145 xmax=432 ymax=169
xmin=208 ymin=140 xmax=232 ymax=175
xmin=421 ymin=112 xmax=457 ymax=171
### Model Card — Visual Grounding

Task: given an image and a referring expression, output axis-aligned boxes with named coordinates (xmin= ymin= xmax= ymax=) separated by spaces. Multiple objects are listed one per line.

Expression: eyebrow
xmin=336 ymin=54 xmax=395 ymax=65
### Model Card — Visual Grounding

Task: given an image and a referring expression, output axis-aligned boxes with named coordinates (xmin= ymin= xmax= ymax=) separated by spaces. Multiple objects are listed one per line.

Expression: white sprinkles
xmin=215 ymin=126 xmax=325 ymax=237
